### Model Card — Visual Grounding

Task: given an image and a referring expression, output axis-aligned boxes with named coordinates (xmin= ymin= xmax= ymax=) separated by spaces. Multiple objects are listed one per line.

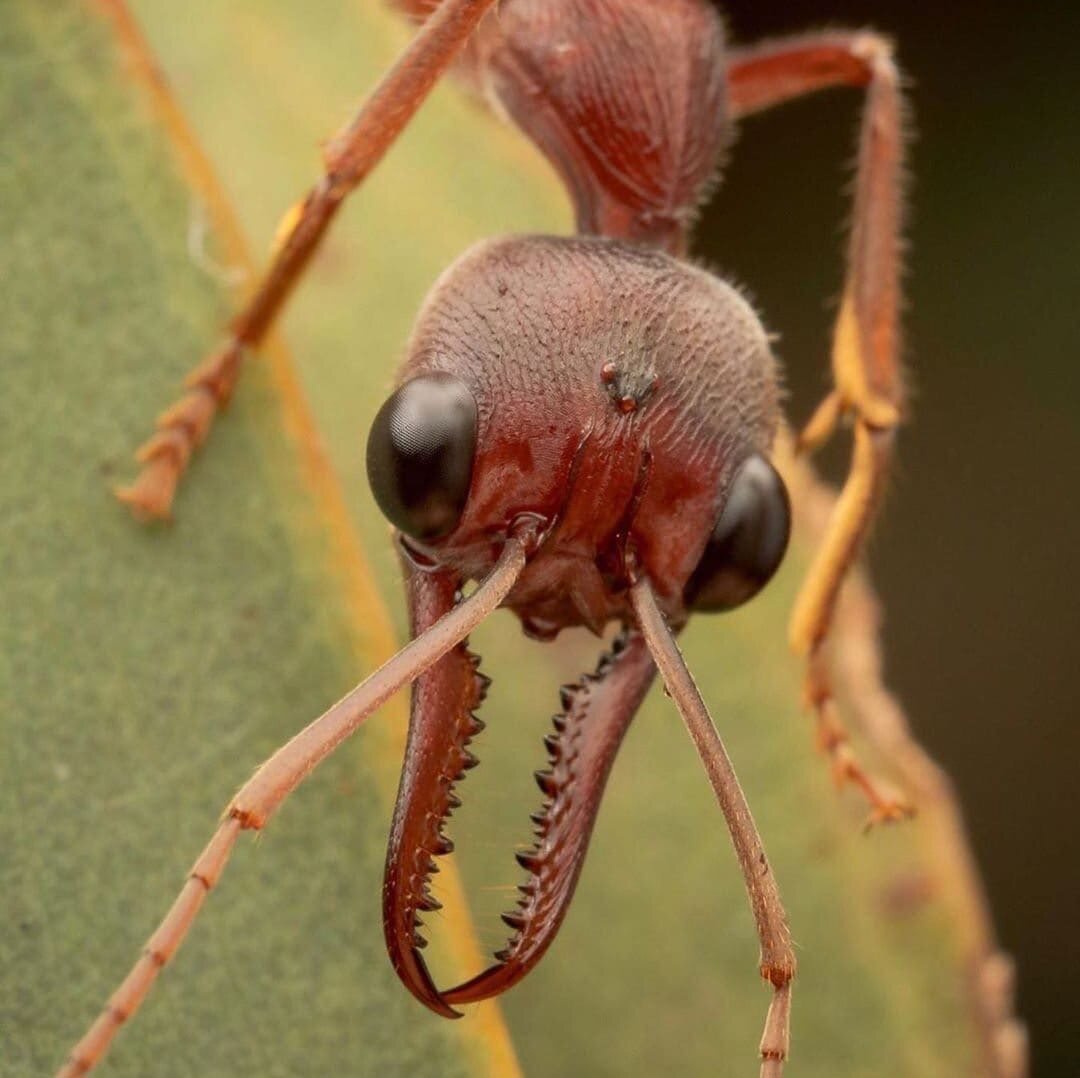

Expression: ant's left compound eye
xmin=685 ymin=454 xmax=791 ymax=613
xmin=366 ymin=373 xmax=478 ymax=541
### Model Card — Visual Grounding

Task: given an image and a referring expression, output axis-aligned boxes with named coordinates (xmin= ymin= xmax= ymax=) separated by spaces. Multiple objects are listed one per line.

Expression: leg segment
xmin=630 ymin=578 xmax=794 ymax=1077
xmin=115 ymin=0 xmax=498 ymax=518
xmin=727 ymin=33 xmax=911 ymax=823
xmin=729 ymin=30 xmax=905 ymax=432
xmin=57 ymin=535 xmax=526 ymax=1077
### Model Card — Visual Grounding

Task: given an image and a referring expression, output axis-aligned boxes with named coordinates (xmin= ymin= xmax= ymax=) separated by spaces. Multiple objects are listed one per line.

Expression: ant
xmin=62 ymin=1 xmax=911 ymax=1074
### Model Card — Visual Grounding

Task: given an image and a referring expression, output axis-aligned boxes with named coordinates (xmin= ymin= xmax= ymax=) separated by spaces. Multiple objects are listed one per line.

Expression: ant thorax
xmin=379 ymin=234 xmax=782 ymax=635
xmin=477 ymin=0 xmax=731 ymax=250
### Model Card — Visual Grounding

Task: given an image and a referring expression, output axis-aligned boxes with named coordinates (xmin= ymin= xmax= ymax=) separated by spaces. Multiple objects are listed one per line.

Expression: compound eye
xmin=366 ymin=373 xmax=478 ymax=541
xmin=685 ymin=454 xmax=791 ymax=613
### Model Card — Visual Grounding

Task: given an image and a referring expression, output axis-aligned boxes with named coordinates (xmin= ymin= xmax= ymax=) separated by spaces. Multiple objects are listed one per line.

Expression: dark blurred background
xmin=700 ymin=4 xmax=1079 ymax=1074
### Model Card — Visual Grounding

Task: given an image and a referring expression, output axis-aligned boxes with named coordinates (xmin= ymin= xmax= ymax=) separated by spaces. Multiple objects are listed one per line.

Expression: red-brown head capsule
xmin=371 ymin=232 xmax=784 ymax=630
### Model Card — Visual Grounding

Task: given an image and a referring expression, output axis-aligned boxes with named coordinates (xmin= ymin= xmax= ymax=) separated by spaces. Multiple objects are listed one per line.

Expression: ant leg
xmin=115 ymin=0 xmax=497 ymax=519
xmin=630 ymin=578 xmax=795 ymax=1078
xmin=56 ymin=535 xmax=526 ymax=1078
xmin=727 ymin=33 xmax=912 ymax=825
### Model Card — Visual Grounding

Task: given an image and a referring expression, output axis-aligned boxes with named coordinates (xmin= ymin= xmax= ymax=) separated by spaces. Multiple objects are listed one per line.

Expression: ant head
xmin=367 ymin=235 xmax=790 ymax=634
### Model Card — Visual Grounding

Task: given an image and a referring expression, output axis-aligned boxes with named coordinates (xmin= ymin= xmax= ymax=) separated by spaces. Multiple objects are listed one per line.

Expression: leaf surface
xmin=1 ymin=4 xmax=516 ymax=1075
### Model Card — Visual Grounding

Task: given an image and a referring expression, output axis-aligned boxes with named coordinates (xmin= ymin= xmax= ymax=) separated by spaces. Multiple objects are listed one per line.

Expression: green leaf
xmin=2 ymin=5 xmax=515 ymax=1075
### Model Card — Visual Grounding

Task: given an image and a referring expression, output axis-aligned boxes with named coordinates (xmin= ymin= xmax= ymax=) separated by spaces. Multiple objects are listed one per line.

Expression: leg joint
xmin=228 ymin=805 xmax=265 ymax=831
xmin=761 ymin=956 xmax=797 ymax=989
xmin=849 ymin=30 xmax=898 ymax=81
xmin=144 ymin=945 xmax=167 ymax=968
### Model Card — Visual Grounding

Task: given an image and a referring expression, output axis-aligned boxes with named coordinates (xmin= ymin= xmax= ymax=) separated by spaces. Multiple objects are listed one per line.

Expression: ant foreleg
xmin=630 ymin=578 xmax=795 ymax=1077
xmin=115 ymin=0 xmax=497 ymax=519
xmin=728 ymin=32 xmax=912 ymax=825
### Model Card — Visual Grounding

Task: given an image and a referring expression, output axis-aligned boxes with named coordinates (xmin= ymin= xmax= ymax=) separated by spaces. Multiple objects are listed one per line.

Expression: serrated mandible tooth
xmin=534 ymin=768 xmax=558 ymax=796
xmin=515 ymin=849 xmax=542 ymax=873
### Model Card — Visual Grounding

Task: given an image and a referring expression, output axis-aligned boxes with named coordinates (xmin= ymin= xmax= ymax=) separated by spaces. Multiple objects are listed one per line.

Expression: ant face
xmin=368 ymin=234 xmax=791 ymax=635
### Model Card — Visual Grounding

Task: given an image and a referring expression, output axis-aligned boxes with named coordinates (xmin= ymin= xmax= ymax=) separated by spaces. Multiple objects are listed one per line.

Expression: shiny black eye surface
xmin=366 ymin=373 xmax=478 ymax=541
xmin=685 ymin=453 xmax=791 ymax=612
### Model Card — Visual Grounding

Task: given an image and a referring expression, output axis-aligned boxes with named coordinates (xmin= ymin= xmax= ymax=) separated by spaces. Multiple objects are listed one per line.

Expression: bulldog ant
xmin=63 ymin=1 xmax=910 ymax=1074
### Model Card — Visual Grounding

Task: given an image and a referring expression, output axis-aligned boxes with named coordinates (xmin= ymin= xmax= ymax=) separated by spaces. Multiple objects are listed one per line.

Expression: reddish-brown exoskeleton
xmin=63 ymin=2 xmax=911 ymax=1075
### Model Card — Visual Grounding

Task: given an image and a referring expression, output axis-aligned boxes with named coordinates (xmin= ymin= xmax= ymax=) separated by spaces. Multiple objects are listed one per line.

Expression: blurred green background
xmin=707 ymin=4 xmax=1080 ymax=1075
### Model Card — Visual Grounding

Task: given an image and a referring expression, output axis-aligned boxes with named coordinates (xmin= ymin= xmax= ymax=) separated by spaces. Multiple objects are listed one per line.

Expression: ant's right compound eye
xmin=366 ymin=373 xmax=478 ymax=541
xmin=684 ymin=453 xmax=791 ymax=613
